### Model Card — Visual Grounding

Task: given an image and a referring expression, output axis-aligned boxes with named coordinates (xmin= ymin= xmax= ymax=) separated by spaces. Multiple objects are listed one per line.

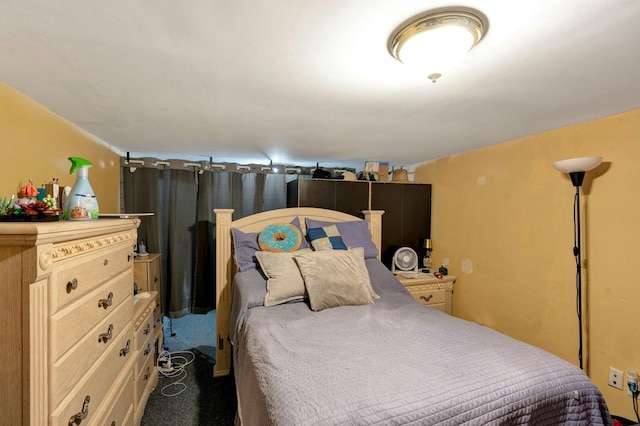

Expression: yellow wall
xmin=0 ymin=82 xmax=120 ymax=212
xmin=414 ymin=108 xmax=640 ymax=419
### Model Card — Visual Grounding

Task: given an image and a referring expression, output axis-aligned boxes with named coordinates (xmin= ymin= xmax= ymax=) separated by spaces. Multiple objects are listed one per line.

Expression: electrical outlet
xmin=608 ymin=367 xmax=623 ymax=390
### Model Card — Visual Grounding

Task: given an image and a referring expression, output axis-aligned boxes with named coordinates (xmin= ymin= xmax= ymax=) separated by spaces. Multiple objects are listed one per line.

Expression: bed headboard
xmin=213 ymin=207 xmax=384 ymax=377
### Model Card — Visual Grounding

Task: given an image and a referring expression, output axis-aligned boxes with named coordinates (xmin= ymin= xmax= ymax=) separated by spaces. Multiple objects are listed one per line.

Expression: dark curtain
xmin=122 ymin=167 xmax=169 ymax=311
xmin=123 ymin=167 xmax=286 ymax=318
xmin=166 ymin=170 xmax=198 ymax=317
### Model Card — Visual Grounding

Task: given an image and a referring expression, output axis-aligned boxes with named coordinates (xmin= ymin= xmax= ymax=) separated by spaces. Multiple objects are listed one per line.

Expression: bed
xmin=214 ymin=207 xmax=611 ymax=425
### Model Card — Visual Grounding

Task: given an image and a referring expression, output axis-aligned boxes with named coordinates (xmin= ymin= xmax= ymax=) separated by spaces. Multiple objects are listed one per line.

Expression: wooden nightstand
xmin=134 ymin=253 xmax=161 ymax=293
xmin=396 ymin=273 xmax=456 ymax=314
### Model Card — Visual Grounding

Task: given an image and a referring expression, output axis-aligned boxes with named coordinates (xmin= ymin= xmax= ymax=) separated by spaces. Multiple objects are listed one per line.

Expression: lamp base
xmin=423 ymin=256 xmax=432 ymax=273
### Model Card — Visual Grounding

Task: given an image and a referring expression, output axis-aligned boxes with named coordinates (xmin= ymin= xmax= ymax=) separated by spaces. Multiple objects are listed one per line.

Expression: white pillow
xmin=294 ymin=250 xmax=373 ymax=312
xmin=255 ymin=249 xmax=310 ymax=307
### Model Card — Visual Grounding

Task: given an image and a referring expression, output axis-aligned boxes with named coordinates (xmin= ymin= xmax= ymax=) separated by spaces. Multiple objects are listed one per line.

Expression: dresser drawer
xmin=153 ymin=297 xmax=162 ymax=338
xmin=50 ymin=271 xmax=133 ymax=362
xmin=51 ymin=301 xmax=132 ymax=407
xmin=50 ymin=243 xmax=134 ymax=314
xmin=136 ymin=339 xmax=154 ymax=377
xmin=50 ymin=328 xmax=134 ymax=426
xmin=95 ymin=362 xmax=135 ymax=426
xmin=134 ymin=303 xmax=155 ymax=352
xmin=427 ymin=303 xmax=447 ymax=313
xmin=134 ymin=353 xmax=157 ymax=409
xmin=409 ymin=288 xmax=446 ymax=306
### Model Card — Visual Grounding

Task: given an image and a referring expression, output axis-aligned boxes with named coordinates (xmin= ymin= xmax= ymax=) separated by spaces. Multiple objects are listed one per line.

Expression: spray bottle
xmin=64 ymin=157 xmax=99 ymax=220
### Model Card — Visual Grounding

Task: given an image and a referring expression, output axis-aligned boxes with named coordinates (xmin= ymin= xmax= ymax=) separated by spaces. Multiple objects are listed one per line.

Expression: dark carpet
xmin=141 ymin=311 xmax=237 ymax=425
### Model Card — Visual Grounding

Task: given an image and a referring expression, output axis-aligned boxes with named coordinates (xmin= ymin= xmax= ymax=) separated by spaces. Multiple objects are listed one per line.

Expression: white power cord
xmin=157 ymin=350 xmax=195 ymax=397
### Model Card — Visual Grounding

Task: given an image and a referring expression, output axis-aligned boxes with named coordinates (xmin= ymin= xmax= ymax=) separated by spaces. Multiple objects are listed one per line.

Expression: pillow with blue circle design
xmin=258 ymin=223 xmax=302 ymax=253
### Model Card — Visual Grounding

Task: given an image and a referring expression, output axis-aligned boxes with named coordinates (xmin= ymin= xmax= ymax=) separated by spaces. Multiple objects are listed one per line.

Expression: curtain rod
xmin=120 ymin=156 xmax=355 ymax=175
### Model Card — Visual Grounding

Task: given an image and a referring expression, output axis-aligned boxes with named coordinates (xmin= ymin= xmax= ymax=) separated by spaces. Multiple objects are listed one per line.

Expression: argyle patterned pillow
xmin=306 ymin=224 xmax=347 ymax=251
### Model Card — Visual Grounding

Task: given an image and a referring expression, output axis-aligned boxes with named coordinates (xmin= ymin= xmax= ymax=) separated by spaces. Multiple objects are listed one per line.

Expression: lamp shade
xmin=423 ymin=239 xmax=433 ymax=250
xmin=389 ymin=10 xmax=485 ymax=82
xmin=553 ymin=156 xmax=602 ymax=173
xmin=398 ymin=25 xmax=475 ymax=75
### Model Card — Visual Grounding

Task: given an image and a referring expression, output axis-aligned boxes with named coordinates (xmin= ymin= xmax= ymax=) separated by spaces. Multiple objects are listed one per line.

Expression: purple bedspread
xmin=230 ymin=259 xmax=612 ymax=426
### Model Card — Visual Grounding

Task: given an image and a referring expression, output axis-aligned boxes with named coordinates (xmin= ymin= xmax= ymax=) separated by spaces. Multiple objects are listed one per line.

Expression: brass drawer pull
xmin=143 ymin=366 xmax=151 ymax=381
xmin=103 ymin=259 xmax=109 ymax=266
xmin=143 ymin=323 xmax=151 ymax=335
xmin=119 ymin=339 xmax=131 ymax=357
xmin=98 ymin=324 xmax=114 ymax=343
xmin=68 ymin=395 xmax=90 ymax=425
xmin=420 ymin=294 xmax=434 ymax=302
xmin=98 ymin=292 xmax=113 ymax=309
xmin=143 ymin=343 xmax=151 ymax=356
xmin=66 ymin=278 xmax=78 ymax=294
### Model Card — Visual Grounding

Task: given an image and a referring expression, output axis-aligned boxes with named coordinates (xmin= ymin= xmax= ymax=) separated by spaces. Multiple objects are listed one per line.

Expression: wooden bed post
xmin=363 ymin=210 xmax=384 ymax=260
xmin=214 ymin=208 xmax=234 ymax=377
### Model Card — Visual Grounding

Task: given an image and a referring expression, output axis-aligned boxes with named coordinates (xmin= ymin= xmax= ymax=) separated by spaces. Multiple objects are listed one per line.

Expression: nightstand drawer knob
xmin=420 ymin=294 xmax=434 ymax=302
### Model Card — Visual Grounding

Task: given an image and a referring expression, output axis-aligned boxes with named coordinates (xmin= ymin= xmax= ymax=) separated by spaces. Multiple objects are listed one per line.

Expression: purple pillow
xmin=232 ymin=217 xmax=308 ymax=272
xmin=304 ymin=218 xmax=378 ymax=259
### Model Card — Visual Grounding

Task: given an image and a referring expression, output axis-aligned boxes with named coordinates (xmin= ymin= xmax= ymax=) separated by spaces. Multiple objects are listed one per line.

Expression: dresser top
xmin=0 ymin=218 xmax=140 ymax=246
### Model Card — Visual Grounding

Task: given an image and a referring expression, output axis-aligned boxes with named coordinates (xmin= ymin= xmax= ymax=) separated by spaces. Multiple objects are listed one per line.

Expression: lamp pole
xmin=570 ymin=172 xmax=585 ymax=370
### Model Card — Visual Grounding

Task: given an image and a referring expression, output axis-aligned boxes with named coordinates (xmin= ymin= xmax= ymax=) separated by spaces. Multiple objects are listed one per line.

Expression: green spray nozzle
xmin=68 ymin=157 xmax=93 ymax=174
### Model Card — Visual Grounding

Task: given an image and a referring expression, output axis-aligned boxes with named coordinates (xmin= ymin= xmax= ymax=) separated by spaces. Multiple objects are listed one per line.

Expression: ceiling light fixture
xmin=389 ymin=10 xmax=486 ymax=83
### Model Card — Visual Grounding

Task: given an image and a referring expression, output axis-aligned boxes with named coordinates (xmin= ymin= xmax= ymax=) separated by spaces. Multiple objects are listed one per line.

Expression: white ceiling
xmin=3 ymin=1 xmax=640 ymax=169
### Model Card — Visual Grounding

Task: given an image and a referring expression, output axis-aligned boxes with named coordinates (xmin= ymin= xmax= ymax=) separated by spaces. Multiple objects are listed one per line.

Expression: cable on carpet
xmin=157 ymin=350 xmax=196 ymax=397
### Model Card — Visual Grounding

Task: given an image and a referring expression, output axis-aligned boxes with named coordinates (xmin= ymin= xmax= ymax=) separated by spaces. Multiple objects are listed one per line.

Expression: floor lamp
xmin=553 ymin=156 xmax=602 ymax=370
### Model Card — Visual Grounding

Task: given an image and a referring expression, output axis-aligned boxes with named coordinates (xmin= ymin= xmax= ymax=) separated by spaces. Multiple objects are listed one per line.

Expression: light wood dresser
xmin=0 ymin=218 xmax=151 ymax=425
xmin=397 ymin=273 xmax=456 ymax=314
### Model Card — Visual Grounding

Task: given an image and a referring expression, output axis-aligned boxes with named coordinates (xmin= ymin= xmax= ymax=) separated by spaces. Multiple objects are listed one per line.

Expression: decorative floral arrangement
xmin=0 ymin=181 xmax=62 ymax=221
